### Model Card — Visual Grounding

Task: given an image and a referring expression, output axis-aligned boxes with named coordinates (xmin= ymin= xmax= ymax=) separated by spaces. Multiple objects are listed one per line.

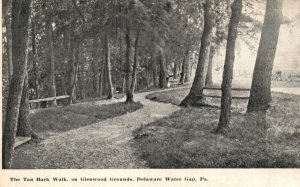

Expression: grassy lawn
xmin=30 ymin=101 xmax=143 ymax=138
xmin=134 ymin=88 xmax=300 ymax=168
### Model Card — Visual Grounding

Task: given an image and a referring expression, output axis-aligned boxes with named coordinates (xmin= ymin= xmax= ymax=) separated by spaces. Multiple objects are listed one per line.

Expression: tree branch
xmin=71 ymin=0 xmax=85 ymax=23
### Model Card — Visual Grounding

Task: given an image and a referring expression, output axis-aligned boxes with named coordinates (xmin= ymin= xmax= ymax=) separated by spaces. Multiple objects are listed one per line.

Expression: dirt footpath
xmin=12 ymin=88 xmax=187 ymax=169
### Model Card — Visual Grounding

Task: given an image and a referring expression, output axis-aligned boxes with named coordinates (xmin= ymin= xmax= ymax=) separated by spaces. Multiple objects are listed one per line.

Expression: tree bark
xmin=68 ymin=39 xmax=81 ymax=104
xmin=2 ymin=0 xmax=31 ymax=169
xmin=215 ymin=0 xmax=243 ymax=133
xmin=45 ymin=17 xmax=57 ymax=106
xmin=247 ymin=0 xmax=283 ymax=113
xmin=185 ymin=49 xmax=191 ymax=83
xmin=159 ymin=48 xmax=168 ymax=88
xmin=91 ymin=38 xmax=100 ymax=97
xmin=180 ymin=1 xmax=215 ymax=107
xmin=17 ymin=72 xmax=32 ymax=137
xmin=152 ymin=57 xmax=158 ymax=87
xmin=205 ymin=46 xmax=216 ymax=86
xmin=4 ymin=16 xmax=13 ymax=82
xmin=105 ymin=34 xmax=114 ymax=99
xmin=173 ymin=60 xmax=178 ymax=79
xmin=31 ymin=22 xmax=39 ymax=100
xmin=179 ymin=56 xmax=186 ymax=84
xmin=131 ymin=23 xmax=140 ymax=94
xmin=125 ymin=26 xmax=134 ymax=103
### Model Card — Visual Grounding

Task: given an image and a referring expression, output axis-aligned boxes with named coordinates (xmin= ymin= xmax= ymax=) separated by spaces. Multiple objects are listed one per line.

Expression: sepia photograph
xmin=1 ymin=0 xmax=300 ymax=186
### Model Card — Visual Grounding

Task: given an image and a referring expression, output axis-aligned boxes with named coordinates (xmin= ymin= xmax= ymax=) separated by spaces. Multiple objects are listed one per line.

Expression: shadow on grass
xmin=134 ymin=88 xmax=300 ymax=168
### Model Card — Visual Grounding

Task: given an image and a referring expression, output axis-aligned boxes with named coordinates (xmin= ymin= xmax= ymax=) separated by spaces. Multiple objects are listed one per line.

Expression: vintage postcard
xmin=1 ymin=0 xmax=300 ymax=186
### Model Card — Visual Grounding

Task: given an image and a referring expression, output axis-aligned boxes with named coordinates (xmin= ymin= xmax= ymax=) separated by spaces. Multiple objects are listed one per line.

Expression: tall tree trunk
xmin=173 ymin=60 xmax=178 ymax=79
xmin=91 ymin=38 xmax=100 ymax=97
xmin=68 ymin=39 xmax=81 ymax=104
xmin=45 ymin=17 xmax=57 ymax=106
xmin=247 ymin=0 xmax=283 ymax=113
xmin=99 ymin=64 xmax=104 ymax=97
xmin=159 ymin=48 xmax=168 ymax=88
xmin=105 ymin=34 xmax=114 ymax=99
xmin=125 ymin=27 xmax=133 ymax=103
xmin=185 ymin=49 xmax=191 ymax=82
xmin=215 ymin=0 xmax=243 ymax=133
xmin=205 ymin=46 xmax=216 ymax=86
xmin=130 ymin=23 xmax=140 ymax=94
xmin=4 ymin=16 xmax=13 ymax=82
xmin=2 ymin=0 xmax=31 ymax=169
xmin=179 ymin=56 xmax=186 ymax=84
xmin=180 ymin=1 xmax=215 ymax=107
xmin=31 ymin=22 xmax=39 ymax=100
xmin=17 ymin=72 xmax=32 ymax=137
xmin=152 ymin=57 xmax=158 ymax=87
xmin=78 ymin=51 xmax=85 ymax=100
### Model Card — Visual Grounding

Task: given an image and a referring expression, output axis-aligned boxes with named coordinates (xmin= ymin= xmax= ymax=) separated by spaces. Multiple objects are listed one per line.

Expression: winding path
xmin=13 ymin=87 xmax=187 ymax=169
xmin=12 ymin=86 xmax=299 ymax=169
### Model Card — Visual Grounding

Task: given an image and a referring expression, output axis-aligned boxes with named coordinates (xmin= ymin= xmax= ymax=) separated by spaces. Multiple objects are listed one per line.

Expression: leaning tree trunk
xmin=130 ymin=23 xmax=140 ymax=94
xmin=159 ymin=48 xmax=168 ymax=88
xmin=16 ymin=72 xmax=32 ymax=137
xmin=125 ymin=27 xmax=133 ymax=103
xmin=105 ymin=34 xmax=114 ymax=99
xmin=205 ymin=46 xmax=216 ymax=86
xmin=215 ymin=0 xmax=243 ymax=133
xmin=45 ymin=17 xmax=57 ymax=106
xmin=180 ymin=1 xmax=215 ymax=107
xmin=2 ymin=0 xmax=31 ymax=169
xmin=247 ymin=0 xmax=283 ymax=113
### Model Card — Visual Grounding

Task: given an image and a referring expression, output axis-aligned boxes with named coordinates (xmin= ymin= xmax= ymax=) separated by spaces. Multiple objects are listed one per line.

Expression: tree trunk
xmin=215 ymin=0 xmax=243 ymax=133
xmin=67 ymin=22 xmax=76 ymax=101
xmin=247 ymin=0 xmax=283 ymax=113
xmin=31 ymin=22 xmax=39 ymax=100
xmin=152 ymin=57 xmax=158 ymax=87
xmin=159 ymin=48 xmax=168 ymax=88
xmin=2 ymin=0 xmax=31 ymax=169
xmin=45 ymin=17 xmax=57 ymax=106
xmin=68 ymin=39 xmax=81 ymax=104
xmin=130 ymin=23 xmax=140 ymax=94
xmin=180 ymin=1 xmax=215 ymax=107
xmin=205 ymin=46 xmax=216 ymax=86
xmin=92 ymin=38 xmax=100 ymax=97
xmin=78 ymin=51 xmax=85 ymax=100
xmin=185 ymin=49 xmax=191 ymax=83
xmin=99 ymin=64 xmax=104 ymax=97
xmin=4 ymin=16 xmax=13 ymax=82
xmin=179 ymin=57 xmax=186 ymax=84
xmin=17 ymin=72 xmax=32 ymax=137
xmin=173 ymin=60 xmax=178 ymax=79
xmin=105 ymin=34 xmax=114 ymax=99
xmin=125 ymin=27 xmax=133 ymax=103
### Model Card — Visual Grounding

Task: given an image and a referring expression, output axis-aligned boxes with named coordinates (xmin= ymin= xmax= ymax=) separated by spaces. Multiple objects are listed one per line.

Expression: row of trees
xmin=2 ymin=0 xmax=283 ymax=168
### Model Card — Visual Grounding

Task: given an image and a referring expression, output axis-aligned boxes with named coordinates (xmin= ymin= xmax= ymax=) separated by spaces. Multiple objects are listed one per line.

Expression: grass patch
xmin=134 ymin=88 xmax=300 ymax=168
xmin=30 ymin=101 xmax=143 ymax=137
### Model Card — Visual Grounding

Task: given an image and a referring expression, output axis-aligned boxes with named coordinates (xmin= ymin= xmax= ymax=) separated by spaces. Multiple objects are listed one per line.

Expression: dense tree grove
xmin=2 ymin=0 xmax=286 ymax=168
